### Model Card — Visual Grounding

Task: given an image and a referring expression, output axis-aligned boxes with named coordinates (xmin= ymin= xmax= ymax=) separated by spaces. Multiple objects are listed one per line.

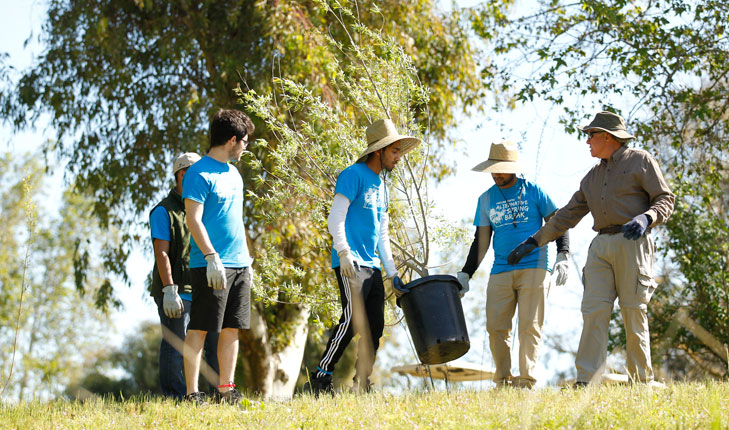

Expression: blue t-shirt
xmin=150 ymin=206 xmax=172 ymax=241
xmin=182 ymin=156 xmax=252 ymax=269
xmin=330 ymin=163 xmax=386 ymax=269
xmin=474 ymin=178 xmax=557 ymax=274
xmin=149 ymin=205 xmax=192 ymax=301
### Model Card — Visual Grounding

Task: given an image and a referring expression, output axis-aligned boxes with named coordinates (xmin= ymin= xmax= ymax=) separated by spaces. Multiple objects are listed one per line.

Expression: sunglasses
xmin=587 ymin=131 xmax=605 ymax=139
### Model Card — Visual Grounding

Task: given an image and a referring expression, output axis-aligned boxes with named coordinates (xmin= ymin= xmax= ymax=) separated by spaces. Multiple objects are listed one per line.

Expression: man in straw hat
xmin=508 ymin=111 xmax=674 ymax=386
xmin=149 ymin=152 xmax=219 ymax=400
xmin=457 ymin=139 xmax=571 ymax=389
xmin=306 ymin=118 xmax=419 ymax=395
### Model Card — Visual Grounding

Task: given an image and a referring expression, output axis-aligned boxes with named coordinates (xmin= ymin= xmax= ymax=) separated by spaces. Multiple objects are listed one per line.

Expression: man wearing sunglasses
xmin=507 ymin=111 xmax=674 ymax=387
xmin=182 ymin=109 xmax=255 ymax=403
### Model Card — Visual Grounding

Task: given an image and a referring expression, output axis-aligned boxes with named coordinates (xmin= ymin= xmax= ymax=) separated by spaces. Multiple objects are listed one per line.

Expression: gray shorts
xmin=188 ymin=267 xmax=251 ymax=332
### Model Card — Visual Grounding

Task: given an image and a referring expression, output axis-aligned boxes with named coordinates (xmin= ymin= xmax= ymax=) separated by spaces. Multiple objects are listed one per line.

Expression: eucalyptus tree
xmin=2 ymin=0 xmax=481 ymax=396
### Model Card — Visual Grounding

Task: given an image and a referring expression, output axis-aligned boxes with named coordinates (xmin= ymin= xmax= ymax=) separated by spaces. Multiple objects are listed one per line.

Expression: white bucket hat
xmin=471 ymin=140 xmax=523 ymax=173
xmin=356 ymin=119 xmax=421 ymax=163
xmin=173 ymin=152 xmax=201 ymax=174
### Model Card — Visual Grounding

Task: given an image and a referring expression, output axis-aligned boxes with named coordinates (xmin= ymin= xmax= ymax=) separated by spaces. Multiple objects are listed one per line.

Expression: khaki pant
xmin=486 ymin=268 xmax=550 ymax=387
xmin=576 ymin=233 xmax=657 ymax=384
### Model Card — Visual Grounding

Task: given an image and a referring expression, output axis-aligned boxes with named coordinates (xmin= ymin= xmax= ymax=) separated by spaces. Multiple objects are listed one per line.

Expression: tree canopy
xmin=1 ymin=0 xmax=480 ymax=306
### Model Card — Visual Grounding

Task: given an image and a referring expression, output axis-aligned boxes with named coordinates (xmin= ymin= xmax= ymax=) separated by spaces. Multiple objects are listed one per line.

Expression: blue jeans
xmin=155 ymin=297 xmax=219 ymax=399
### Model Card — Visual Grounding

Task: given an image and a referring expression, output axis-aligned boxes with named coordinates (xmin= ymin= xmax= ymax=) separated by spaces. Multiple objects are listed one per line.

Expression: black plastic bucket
xmin=398 ymin=275 xmax=470 ymax=364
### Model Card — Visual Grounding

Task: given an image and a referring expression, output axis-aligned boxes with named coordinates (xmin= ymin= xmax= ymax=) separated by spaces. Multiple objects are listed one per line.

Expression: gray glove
xmin=552 ymin=252 xmax=569 ymax=287
xmin=204 ymin=252 xmax=227 ymax=290
xmin=338 ymin=249 xmax=359 ymax=279
xmin=162 ymin=284 xmax=183 ymax=318
xmin=456 ymin=272 xmax=470 ymax=298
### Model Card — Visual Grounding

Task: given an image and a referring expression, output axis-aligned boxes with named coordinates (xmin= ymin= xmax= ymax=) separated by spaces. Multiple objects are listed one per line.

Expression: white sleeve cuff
xmin=327 ymin=193 xmax=351 ymax=254
xmin=378 ymin=212 xmax=397 ymax=278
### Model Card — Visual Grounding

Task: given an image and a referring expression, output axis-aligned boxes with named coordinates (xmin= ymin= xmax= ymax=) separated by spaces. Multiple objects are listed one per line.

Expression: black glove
xmin=507 ymin=237 xmax=538 ymax=265
xmin=621 ymin=214 xmax=651 ymax=240
xmin=393 ymin=276 xmax=409 ymax=298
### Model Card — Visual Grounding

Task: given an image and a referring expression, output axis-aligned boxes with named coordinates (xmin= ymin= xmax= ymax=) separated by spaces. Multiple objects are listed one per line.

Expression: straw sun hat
xmin=356 ymin=119 xmax=421 ymax=163
xmin=471 ymin=140 xmax=523 ymax=174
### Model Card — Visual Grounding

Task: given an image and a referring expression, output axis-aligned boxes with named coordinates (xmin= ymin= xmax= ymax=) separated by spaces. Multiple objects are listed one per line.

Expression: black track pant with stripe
xmin=316 ymin=266 xmax=385 ymax=380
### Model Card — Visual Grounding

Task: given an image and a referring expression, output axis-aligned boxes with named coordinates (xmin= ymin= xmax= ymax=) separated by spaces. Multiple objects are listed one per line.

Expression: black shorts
xmin=188 ymin=266 xmax=252 ymax=332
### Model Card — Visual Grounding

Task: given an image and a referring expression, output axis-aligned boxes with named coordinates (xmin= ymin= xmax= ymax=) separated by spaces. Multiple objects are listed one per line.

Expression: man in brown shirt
xmin=507 ymin=111 xmax=674 ymax=385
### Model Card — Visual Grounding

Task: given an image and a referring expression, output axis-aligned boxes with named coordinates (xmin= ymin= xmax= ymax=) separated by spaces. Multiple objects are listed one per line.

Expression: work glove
xmin=204 ymin=252 xmax=227 ymax=290
xmin=552 ymin=252 xmax=570 ymax=287
xmin=456 ymin=272 xmax=470 ymax=298
xmin=507 ymin=237 xmax=538 ymax=265
xmin=338 ymin=249 xmax=359 ymax=279
xmin=162 ymin=284 xmax=184 ymax=318
xmin=392 ymin=276 xmax=409 ymax=298
xmin=622 ymin=214 xmax=650 ymax=240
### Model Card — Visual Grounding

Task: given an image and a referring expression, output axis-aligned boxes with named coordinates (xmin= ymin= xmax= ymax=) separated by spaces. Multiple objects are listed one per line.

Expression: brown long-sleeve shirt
xmin=533 ymin=145 xmax=675 ymax=246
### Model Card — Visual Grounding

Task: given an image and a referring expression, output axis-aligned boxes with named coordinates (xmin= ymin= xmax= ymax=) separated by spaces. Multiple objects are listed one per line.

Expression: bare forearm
xmin=185 ymin=199 xmax=216 ymax=256
xmin=155 ymin=253 xmax=175 ymax=285
xmin=153 ymin=239 xmax=175 ymax=285
xmin=188 ymin=218 xmax=216 ymax=256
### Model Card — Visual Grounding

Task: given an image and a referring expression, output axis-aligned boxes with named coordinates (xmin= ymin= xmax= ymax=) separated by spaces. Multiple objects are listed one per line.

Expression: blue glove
xmin=622 ymin=214 xmax=651 ymax=240
xmin=392 ymin=276 xmax=409 ymax=298
xmin=507 ymin=237 xmax=538 ymax=265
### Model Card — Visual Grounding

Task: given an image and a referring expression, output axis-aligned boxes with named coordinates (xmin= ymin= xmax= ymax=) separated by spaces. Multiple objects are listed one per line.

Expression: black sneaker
xmin=184 ymin=391 xmax=208 ymax=405
xmin=562 ymin=381 xmax=589 ymax=391
xmin=217 ymin=388 xmax=244 ymax=404
xmin=304 ymin=372 xmax=334 ymax=396
xmin=573 ymin=381 xmax=589 ymax=389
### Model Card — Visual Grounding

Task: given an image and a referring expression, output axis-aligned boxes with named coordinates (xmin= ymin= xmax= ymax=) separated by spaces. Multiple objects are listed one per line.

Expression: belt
xmin=598 ymin=225 xmax=652 ymax=236
xmin=598 ymin=225 xmax=623 ymax=235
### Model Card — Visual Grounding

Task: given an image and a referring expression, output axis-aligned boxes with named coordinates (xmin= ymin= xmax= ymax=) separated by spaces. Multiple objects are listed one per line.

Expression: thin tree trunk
xmin=238 ymin=302 xmax=310 ymax=399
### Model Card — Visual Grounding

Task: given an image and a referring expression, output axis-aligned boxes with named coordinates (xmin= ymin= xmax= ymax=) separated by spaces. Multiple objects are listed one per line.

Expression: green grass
xmin=1 ymin=382 xmax=728 ymax=429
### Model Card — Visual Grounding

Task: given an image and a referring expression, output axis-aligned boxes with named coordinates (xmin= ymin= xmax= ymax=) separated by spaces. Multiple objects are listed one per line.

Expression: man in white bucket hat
xmin=149 ymin=152 xmax=219 ymax=400
xmin=457 ymin=139 xmax=571 ymax=389
xmin=508 ymin=111 xmax=674 ymax=387
xmin=307 ymin=118 xmax=420 ymax=394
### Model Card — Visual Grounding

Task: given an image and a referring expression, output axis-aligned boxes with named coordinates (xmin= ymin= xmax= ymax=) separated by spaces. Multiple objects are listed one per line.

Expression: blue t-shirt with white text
xmin=182 ymin=156 xmax=252 ymax=269
xmin=330 ymin=163 xmax=386 ymax=270
xmin=474 ymin=178 xmax=557 ymax=274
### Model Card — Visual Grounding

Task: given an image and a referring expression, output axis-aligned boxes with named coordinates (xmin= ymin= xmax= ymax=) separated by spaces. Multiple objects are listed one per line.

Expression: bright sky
xmin=1 ymin=0 xmax=613 ymax=387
